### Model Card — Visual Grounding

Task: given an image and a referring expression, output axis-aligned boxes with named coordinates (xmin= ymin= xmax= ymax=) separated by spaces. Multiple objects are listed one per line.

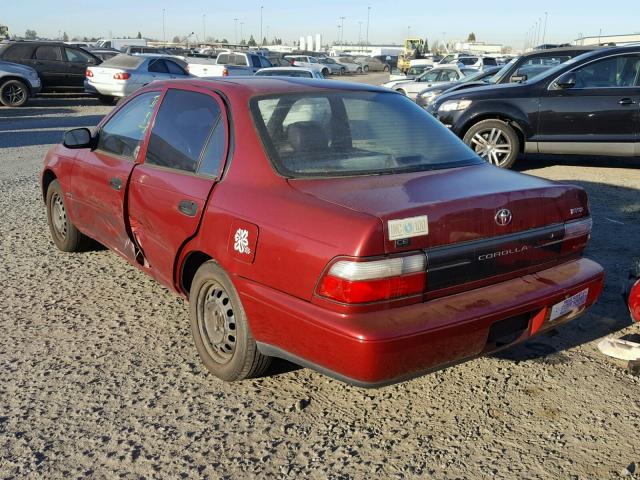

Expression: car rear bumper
xmin=239 ymin=258 xmax=604 ymax=387
xmin=86 ymin=79 xmax=140 ymax=97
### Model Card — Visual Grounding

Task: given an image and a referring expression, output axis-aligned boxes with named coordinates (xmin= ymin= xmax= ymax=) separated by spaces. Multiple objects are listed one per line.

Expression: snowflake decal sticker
xmin=233 ymin=228 xmax=251 ymax=255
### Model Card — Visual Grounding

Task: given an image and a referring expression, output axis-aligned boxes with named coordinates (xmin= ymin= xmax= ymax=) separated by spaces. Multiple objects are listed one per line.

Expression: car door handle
xmin=178 ymin=200 xmax=198 ymax=217
xmin=109 ymin=177 xmax=122 ymax=191
xmin=619 ymin=98 xmax=636 ymax=105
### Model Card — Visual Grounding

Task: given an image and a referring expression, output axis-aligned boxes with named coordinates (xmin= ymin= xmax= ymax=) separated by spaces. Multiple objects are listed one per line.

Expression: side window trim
xmin=195 ymin=115 xmax=224 ymax=178
xmin=547 ymin=53 xmax=640 ymax=90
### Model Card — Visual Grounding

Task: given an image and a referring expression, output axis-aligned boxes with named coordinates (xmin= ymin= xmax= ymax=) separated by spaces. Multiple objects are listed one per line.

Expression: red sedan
xmin=42 ymin=78 xmax=604 ymax=386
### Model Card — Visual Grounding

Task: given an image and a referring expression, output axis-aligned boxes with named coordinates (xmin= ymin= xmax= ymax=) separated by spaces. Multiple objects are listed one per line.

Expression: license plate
xmin=549 ymin=288 xmax=588 ymax=322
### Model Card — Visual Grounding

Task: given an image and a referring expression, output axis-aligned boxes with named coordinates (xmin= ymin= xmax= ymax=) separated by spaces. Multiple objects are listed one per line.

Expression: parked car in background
xmin=388 ymin=65 xmax=432 ymax=82
xmin=122 ymin=46 xmax=171 ymax=55
xmin=65 ymin=42 xmax=92 ymax=49
xmin=383 ymin=66 xmax=476 ymax=99
xmin=255 ymin=67 xmax=324 ymax=79
xmin=95 ymin=38 xmax=147 ymax=51
xmin=284 ymin=55 xmax=328 ymax=76
xmin=374 ymin=54 xmax=398 ymax=68
xmin=319 ymin=57 xmax=346 ymax=75
xmin=353 ymin=56 xmax=390 ymax=72
xmin=337 ymin=57 xmax=363 ymax=74
xmin=416 ymin=66 xmax=501 ymax=108
xmin=88 ymin=49 xmax=121 ymax=62
xmin=0 ymin=60 xmax=41 ymax=107
xmin=430 ymin=45 xmax=640 ymax=168
xmin=409 ymin=56 xmax=435 ymax=69
xmin=43 ymin=78 xmax=604 ymax=386
xmin=624 ymin=260 xmax=640 ymax=323
xmin=188 ymin=51 xmax=272 ymax=77
xmin=0 ymin=41 xmax=101 ymax=91
xmin=454 ymin=56 xmax=499 ymax=70
xmin=85 ymin=54 xmax=191 ymax=103
xmin=268 ymin=57 xmax=293 ymax=67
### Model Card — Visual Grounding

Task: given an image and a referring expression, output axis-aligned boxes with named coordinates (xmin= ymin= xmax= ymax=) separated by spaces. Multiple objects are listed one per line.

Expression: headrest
xmin=287 ymin=121 xmax=328 ymax=153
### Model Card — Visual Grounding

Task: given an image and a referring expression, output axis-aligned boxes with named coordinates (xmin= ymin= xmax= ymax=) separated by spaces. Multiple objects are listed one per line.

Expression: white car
xmin=284 ymin=55 xmax=329 ymax=76
xmin=85 ymin=54 xmax=193 ymax=103
xmin=336 ymin=57 xmax=364 ymax=74
xmin=382 ymin=66 xmax=476 ymax=99
xmin=255 ymin=67 xmax=325 ymax=79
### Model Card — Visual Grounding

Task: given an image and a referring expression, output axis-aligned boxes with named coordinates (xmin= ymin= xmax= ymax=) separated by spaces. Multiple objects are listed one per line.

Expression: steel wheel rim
xmin=198 ymin=281 xmax=237 ymax=363
xmin=2 ymin=84 xmax=26 ymax=105
xmin=470 ymin=127 xmax=513 ymax=166
xmin=51 ymin=193 xmax=68 ymax=239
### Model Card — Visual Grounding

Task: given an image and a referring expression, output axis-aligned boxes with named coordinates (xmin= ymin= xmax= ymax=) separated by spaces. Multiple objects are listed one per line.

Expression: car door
xmin=64 ymin=47 xmax=98 ymax=87
xmin=32 ymin=45 xmax=66 ymax=87
xmin=127 ymin=87 xmax=228 ymax=289
xmin=68 ymin=91 xmax=161 ymax=257
xmin=537 ymin=53 xmax=640 ymax=155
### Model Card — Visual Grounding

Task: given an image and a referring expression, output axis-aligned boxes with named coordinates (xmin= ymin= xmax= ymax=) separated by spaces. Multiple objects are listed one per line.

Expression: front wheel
xmin=383 ymin=65 xmax=390 ymax=72
xmin=339 ymin=67 xmax=346 ymax=76
xmin=462 ymin=119 xmax=520 ymax=169
xmin=97 ymin=94 xmax=116 ymax=105
xmin=0 ymin=79 xmax=29 ymax=107
xmin=357 ymin=67 xmax=363 ymax=74
xmin=46 ymin=179 xmax=89 ymax=252
xmin=189 ymin=261 xmax=271 ymax=382
xmin=322 ymin=68 xmax=329 ymax=77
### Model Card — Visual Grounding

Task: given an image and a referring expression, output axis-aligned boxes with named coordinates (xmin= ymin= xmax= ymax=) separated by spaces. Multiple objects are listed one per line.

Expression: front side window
xmin=145 ymin=89 xmax=222 ymax=173
xmin=65 ymin=48 xmax=92 ymax=63
xmin=97 ymin=92 xmax=160 ymax=159
xmin=571 ymin=55 xmax=640 ymax=88
xmin=252 ymin=92 xmax=481 ymax=177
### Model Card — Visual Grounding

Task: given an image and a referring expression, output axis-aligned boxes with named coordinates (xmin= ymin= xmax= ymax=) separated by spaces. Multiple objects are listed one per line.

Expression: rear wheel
xmin=339 ymin=67 xmax=346 ymax=76
xmin=97 ymin=94 xmax=116 ymax=105
xmin=463 ymin=119 xmax=520 ymax=169
xmin=46 ymin=179 xmax=89 ymax=252
xmin=383 ymin=65 xmax=390 ymax=72
xmin=363 ymin=65 xmax=369 ymax=73
xmin=356 ymin=67 xmax=363 ymax=74
xmin=322 ymin=68 xmax=329 ymax=77
xmin=189 ymin=261 xmax=271 ymax=382
xmin=0 ymin=79 xmax=29 ymax=107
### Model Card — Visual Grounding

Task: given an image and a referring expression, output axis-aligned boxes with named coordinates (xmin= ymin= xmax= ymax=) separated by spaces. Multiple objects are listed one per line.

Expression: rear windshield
xmin=251 ymin=91 xmax=481 ymax=178
xmin=102 ymin=54 xmax=145 ymax=69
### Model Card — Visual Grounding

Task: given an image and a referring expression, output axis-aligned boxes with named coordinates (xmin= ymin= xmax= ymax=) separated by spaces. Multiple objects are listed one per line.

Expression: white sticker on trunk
xmin=388 ymin=216 xmax=429 ymax=241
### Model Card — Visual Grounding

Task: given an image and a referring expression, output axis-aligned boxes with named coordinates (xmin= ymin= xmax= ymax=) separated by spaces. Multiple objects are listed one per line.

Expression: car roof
xmin=257 ymin=67 xmax=314 ymax=72
xmin=144 ymin=77 xmax=392 ymax=98
xmin=520 ymin=45 xmax=597 ymax=57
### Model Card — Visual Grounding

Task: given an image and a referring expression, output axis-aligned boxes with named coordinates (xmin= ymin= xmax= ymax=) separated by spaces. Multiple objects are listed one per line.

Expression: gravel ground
xmin=1 ymin=86 xmax=639 ymax=479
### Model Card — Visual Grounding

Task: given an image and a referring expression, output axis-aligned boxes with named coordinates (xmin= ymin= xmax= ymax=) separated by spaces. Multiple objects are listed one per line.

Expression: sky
xmin=3 ymin=0 xmax=640 ymax=49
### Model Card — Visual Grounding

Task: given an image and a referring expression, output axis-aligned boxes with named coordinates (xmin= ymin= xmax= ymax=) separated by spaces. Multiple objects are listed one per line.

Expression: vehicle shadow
xmin=0 ymin=114 xmax=105 ymax=148
xmin=495 ymin=179 xmax=639 ymax=362
xmin=0 ymin=107 xmax=78 ymax=117
xmin=514 ymin=153 xmax=640 ymax=171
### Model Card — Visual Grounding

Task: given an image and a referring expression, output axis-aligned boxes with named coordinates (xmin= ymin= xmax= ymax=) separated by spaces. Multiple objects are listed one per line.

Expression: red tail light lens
xmin=629 ymin=279 xmax=640 ymax=323
xmin=113 ymin=72 xmax=131 ymax=80
xmin=317 ymin=253 xmax=426 ymax=304
xmin=85 ymin=69 xmax=93 ymax=77
xmin=561 ymin=217 xmax=592 ymax=256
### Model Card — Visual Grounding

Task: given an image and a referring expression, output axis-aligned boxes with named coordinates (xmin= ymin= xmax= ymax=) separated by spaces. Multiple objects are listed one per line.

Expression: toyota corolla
xmin=42 ymin=78 xmax=604 ymax=386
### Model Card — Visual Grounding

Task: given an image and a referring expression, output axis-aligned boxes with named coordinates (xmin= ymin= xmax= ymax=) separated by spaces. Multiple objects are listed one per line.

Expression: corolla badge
xmin=233 ymin=228 xmax=251 ymax=255
xmin=495 ymin=209 xmax=512 ymax=226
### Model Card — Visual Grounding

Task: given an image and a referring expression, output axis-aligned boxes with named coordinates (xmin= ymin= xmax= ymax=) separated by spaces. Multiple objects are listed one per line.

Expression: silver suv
xmin=0 ymin=60 xmax=41 ymax=107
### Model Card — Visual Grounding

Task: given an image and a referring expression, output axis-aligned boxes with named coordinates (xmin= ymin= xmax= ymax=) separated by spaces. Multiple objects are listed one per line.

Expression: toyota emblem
xmin=495 ymin=209 xmax=512 ymax=226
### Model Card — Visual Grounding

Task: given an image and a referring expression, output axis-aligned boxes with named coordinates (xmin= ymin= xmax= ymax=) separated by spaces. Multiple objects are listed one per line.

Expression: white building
xmin=573 ymin=33 xmax=640 ymax=46
xmin=453 ymin=41 xmax=502 ymax=55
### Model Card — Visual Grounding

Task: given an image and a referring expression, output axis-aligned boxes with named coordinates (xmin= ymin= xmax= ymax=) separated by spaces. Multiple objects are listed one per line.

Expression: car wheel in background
xmin=322 ymin=68 xmax=330 ymax=77
xmin=340 ymin=67 xmax=346 ymax=76
xmin=363 ymin=65 xmax=369 ymax=73
xmin=189 ymin=261 xmax=271 ymax=382
xmin=0 ymin=79 xmax=29 ymax=107
xmin=383 ymin=65 xmax=390 ymax=72
xmin=97 ymin=94 xmax=116 ymax=105
xmin=463 ymin=119 xmax=520 ymax=169
xmin=396 ymin=88 xmax=407 ymax=96
xmin=357 ymin=67 xmax=363 ymax=74
xmin=46 ymin=180 xmax=89 ymax=252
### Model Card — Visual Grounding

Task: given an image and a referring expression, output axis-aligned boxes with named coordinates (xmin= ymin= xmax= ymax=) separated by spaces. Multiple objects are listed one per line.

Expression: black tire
xmin=189 ymin=261 xmax=271 ymax=382
xmin=462 ymin=119 xmax=520 ymax=169
xmin=356 ymin=67 xmax=363 ymax=74
xmin=46 ymin=179 xmax=89 ymax=252
xmin=396 ymin=88 xmax=407 ymax=96
xmin=97 ymin=94 xmax=116 ymax=105
xmin=339 ymin=67 xmax=346 ymax=76
xmin=383 ymin=65 xmax=390 ymax=72
xmin=322 ymin=68 xmax=329 ymax=77
xmin=363 ymin=65 xmax=369 ymax=73
xmin=0 ymin=79 xmax=29 ymax=107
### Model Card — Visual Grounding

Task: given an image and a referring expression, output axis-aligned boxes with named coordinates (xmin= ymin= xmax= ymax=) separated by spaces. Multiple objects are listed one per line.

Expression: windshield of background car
xmin=251 ymin=91 xmax=482 ymax=177
xmin=488 ymin=57 xmax=518 ymax=83
xmin=101 ymin=55 xmax=145 ymax=69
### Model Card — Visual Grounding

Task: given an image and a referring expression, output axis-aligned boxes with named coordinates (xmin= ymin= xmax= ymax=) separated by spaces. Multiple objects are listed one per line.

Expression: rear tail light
xmin=317 ymin=253 xmax=426 ymax=304
xmin=113 ymin=72 xmax=131 ymax=80
xmin=222 ymin=68 xmax=229 ymax=76
xmin=85 ymin=69 xmax=93 ymax=77
xmin=562 ymin=217 xmax=592 ymax=255
xmin=629 ymin=279 xmax=640 ymax=322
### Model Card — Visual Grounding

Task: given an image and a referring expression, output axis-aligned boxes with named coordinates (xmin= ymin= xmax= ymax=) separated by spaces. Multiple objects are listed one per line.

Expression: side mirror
xmin=63 ymin=128 xmax=93 ymax=149
xmin=510 ymin=74 xmax=527 ymax=83
xmin=555 ymin=72 xmax=576 ymax=89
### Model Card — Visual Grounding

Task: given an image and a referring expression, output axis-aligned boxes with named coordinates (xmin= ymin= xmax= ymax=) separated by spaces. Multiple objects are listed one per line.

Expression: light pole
xmin=340 ymin=16 xmax=345 ymax=45
xmin=542 ymin=12 xmax=548 ymax=45
xmin=407 ymin=26 xmax=411 ymax=38
xmin=537 ymin=17 xmax=542 ymax=47
xmin=240 ymin=22 xmax=244 ymax=44
xmin=162 ymin=9 xmax=166 ymax=46
xmin=337 ymin=25 xmax=341 ymax=46
xmin=358 ymin=21 xmax=363 ymax=46
xmin=366 ymin=6 xmax=371 ymax=46
xmin=260 ymin=5 xmax=264 ymax=46
xmin=234 ymin=18 xmax=238 ymax=45
xmin=203 ymin=14 xmax=206 ymax=45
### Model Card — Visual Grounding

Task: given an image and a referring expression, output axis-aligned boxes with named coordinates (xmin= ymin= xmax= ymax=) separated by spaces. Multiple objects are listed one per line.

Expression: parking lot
xmin=1 ymin=73 xmax=639 ymax=478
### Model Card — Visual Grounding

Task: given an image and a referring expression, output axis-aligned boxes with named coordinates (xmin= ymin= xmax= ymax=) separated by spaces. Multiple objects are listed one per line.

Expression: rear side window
xmin=259 ymin=56 xmax=272 ymax=68
xmin=251 ymin=55 xmax=262 ymax=68
xmin=217 ymin=54 xmax=229 ymax=64
xmin=165 ymin=60 xmax=186 ymax=75
xmin=35 ymin=46 xmax=62 ymax=61
xmin=98 ymin=92 xmax=160 ymax=159
xmin=252 ymin=92 xmax=481 ymax=177
xmin=3 ymin=44 xmax=35 ymax=60
xmin=145 ymin=89 xmax=221 ymax=173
